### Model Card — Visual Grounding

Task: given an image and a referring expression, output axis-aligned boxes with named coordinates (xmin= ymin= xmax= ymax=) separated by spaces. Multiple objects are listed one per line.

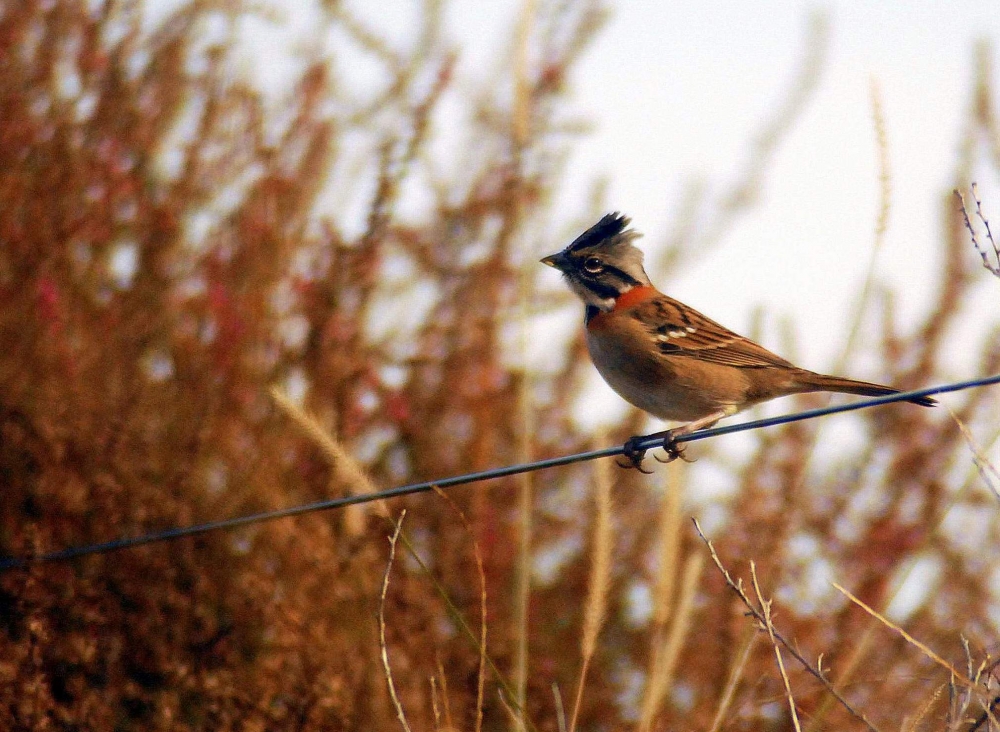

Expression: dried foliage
xmin=1 ymin=1 xmax=999 ymax=731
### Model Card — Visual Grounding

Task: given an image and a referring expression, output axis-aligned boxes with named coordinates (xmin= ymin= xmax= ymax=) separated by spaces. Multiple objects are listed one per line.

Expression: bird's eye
xmin=583 ymin=257 xmax=604 ymax=273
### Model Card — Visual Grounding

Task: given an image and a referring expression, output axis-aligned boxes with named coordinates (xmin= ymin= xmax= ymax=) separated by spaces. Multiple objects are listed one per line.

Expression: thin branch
xmin=379 ymin=510 xmax=413 ymax=732
xmin=949 ymin=406 xmax=1000 ymax=503
xmin=956 ymin=183 xmax=1000 ymax=278
xmin=693 ymin=519 xmax=882 ymax=732
xmin=751 ymin=562 xmax=802 ymax=732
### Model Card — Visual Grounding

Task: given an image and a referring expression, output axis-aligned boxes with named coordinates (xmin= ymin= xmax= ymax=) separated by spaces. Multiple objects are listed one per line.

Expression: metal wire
xmin=2 ymin=373 xmax=998 ymax=571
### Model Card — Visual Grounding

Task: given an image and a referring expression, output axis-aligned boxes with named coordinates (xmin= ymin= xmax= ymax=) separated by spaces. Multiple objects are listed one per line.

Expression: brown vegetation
xmin=1 ymin=1 xmax=999 ymax=730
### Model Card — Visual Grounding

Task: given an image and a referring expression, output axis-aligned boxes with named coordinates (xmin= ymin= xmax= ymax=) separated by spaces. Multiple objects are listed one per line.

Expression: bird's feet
xmin=617 ymin=430 xmax=690 ymax=472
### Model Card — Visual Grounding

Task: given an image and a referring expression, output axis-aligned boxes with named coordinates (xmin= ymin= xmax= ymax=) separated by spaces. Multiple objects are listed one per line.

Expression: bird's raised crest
xmin=566 ymin=212 xmax=631 ymax=252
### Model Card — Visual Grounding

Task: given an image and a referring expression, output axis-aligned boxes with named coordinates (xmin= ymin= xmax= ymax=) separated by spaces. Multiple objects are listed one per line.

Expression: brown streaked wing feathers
xmin=635 ymin=297 xmax=795 ymax=369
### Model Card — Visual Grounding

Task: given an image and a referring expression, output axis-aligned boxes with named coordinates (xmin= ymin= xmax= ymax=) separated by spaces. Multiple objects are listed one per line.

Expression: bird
xmin=541 ymin=212 xmax=936 ymax=471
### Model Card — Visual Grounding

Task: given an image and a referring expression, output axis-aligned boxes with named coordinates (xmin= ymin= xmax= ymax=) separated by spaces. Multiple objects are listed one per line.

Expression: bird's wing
xmin=633 ymin=296 xmax=796 ymax=369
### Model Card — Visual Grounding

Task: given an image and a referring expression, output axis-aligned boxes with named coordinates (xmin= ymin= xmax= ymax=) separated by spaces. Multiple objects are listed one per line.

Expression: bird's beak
xmin=540 ymin=253 xmax=564 ymax=270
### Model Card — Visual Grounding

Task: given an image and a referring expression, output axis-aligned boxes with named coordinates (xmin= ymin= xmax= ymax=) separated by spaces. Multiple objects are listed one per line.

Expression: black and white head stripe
xmin=542 ymin=212 xmax=651 ymax=311
xmin=566 ymin=212 xmax=631 ymax=253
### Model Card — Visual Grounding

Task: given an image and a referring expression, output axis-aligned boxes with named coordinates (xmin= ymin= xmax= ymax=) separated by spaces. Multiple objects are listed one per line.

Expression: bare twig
xmin=951 ymin=637 xmax=982 ymax=731
xmin=694 ymin=519 xmax=882 ymax=732
xmin=967 ymin=694 xmax=1000 ymax=732
xmin=751 ymin=562 xmax=802 ymax=732
xmin=955 ymin=183 xmax=1000 ymax=278
xmin=949 ymin=405 xmax=1000 ymax=503
xmin=394 ymin=527 xmax=532 ymax=728
xmin=379 ymin=510 xmax=412 ymax=732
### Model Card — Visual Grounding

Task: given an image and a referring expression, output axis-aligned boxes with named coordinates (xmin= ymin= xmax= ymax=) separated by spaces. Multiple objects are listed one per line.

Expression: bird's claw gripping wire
xmin=617 ymin=431 xmax=690 ymax=472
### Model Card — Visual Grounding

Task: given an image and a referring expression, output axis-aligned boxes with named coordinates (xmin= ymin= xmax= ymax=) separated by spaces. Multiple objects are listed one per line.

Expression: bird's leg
xmin=619 ymin=407 xmax=736 ymax=471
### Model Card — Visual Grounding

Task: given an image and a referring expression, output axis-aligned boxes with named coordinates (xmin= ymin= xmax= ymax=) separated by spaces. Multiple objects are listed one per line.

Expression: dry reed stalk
xmin=706 ymin=627 xmax=759 ymax=732
xmin=636 ymin=552 xmax=704 ymax=732
xmin=552 ymin=683 xmax=567 ymax=732
xmin=568 ymin=453 xmax=614 ymax=732
xmin=512 ymin=352 xmax=535 ymax=732
xmin=511 ymin=0 xmax=537 ymax=149
xmin=270 ymin=387 xmax=388 ymax=534
xmin=902 ymin=684 xmax=946 ymax=732
xmin=832 ymin=582 xmax=974 ymax=686
xmin=971 ymin=42 xmax=1000 ymax=174
xmin=635 ymin=455 xmax=685 ymax=731
xmin=379 ymin=510 xmax=412 ymax=732
xmin=833 ymin=79 xmax=893 ymax=373
xmin=653 ymin=461 xmax=685 ymax=628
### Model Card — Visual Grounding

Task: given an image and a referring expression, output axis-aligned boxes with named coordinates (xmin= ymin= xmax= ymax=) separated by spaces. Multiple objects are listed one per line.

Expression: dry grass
xmin=567 ymin=450 xmax=613 ymax=732
xmin=1 ymin=1 xmax=999 ymax=730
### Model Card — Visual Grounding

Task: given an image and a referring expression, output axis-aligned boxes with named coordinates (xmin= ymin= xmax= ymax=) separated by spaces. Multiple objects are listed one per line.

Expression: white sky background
xmin=219 ymin=1 xmax=1000 ymax=425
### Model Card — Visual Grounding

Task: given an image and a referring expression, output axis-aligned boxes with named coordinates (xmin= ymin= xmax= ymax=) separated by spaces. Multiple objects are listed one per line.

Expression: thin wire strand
xmin=2 ymin=374 xmax=998 ymax=571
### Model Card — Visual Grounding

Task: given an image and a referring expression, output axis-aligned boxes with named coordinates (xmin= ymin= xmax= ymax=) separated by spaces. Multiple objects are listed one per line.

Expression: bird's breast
xmin=585 ymin=312 xmax=744 ymax=422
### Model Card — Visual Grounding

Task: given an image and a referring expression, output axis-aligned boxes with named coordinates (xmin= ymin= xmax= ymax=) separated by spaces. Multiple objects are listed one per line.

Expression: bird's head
xmin=541 ymin=213 xmax=651 ymax=311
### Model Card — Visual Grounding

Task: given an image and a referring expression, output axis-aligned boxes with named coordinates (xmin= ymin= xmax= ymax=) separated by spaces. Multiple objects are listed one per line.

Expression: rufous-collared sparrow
xmin=542 ymin=213 xmax=935 ymax=470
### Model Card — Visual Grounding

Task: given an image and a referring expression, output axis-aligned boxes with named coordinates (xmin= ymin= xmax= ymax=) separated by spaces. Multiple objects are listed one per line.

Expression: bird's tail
xmin=796 ymin=372 xmax=936 ymax=407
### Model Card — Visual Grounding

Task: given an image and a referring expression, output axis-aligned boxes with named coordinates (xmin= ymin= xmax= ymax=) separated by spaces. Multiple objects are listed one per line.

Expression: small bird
xmin=542 ymin=213 xmax=935 ymax=470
